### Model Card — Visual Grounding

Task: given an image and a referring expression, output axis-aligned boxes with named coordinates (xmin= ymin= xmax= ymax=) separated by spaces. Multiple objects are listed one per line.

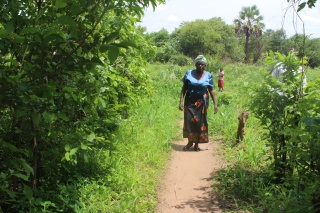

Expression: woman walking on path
xmin=217 ymin=67 xmax=225 ymax=92
xmin=179 ymin=55 xmax=218 ymax=151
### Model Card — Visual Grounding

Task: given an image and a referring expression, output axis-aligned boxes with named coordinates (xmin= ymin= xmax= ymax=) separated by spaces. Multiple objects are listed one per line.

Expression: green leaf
xmin=55 ymin=15 xmax=77 ymax=26
xmin=10 ymin=33 xmax=25 ymax=43
xmin=14 ymin=173 xmax=29 ymax=181
xmin=99 ymin=45 xmax=108 ymax=52
xmin=5 ymin=22 xmax=14 ymax=34
xmin=0 ymin=29 xmax=7 ymax=36
xmin=103 ymin=32 xmax=119 ymax=44
xmin=100 ymin=87 xmax=106 ymax=92
xmin=65 ymin=152 xmax=70 ymax=161
xmin=42 ymin=111 xmax=57 ymax=123
xmin=108 ymin=46 xmax=119 ymax=63
xmin=307 ymin=0 xmax=316 ymax=8
xmin=86 ymin=132 xmax=95 ymax=142
xmin=62 ymin=86 xmax=77 ymax=92
xmin=54 ymin=0 xmax=68 ymax=9
xmin=33 ymin=33 xmax=42 ymax=43
xmin=24 ymin=185 xmax=33 ymax=199
xmin=57 ymin=113 xmax=69 ymax=121
xmin=20 ymin=27 xmax=39 ymax=35
xmin=99 ymin=98 xmax=106 ymax=107
xmin=21 ymin=160 xmax=34 ymax=175
xmin=0 ymin=172 xmax=6 ymax=179
xmin=112 ymin=41 xmax=138 ymax=49
xmin=2 ymin=142 xmax=17 ymax=151
xmin=69 ymin=148 xmax=78 ymax=156
xmin=90 ymin=57 xmax=103 ymax=65
xmin=81 ymin=143 xmax=88 ymax=150
xmin=71 ymin=4 xmax=82 ymax=15
xmin=114 ymin=104 xmax=126 ymax=110
xmin=65 ymin=144 xmax=71 ymax=151
xmin=297 ymin=2 xmax=306 ymax=12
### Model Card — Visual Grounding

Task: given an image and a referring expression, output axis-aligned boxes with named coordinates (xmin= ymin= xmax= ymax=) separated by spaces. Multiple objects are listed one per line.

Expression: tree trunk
xmin=244 ymin=28 xmax=250 ymax=63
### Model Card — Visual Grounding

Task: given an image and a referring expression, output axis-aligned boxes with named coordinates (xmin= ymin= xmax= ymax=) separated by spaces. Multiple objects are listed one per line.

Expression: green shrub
xmin=169 ymin=54 xmax=192 ymax=66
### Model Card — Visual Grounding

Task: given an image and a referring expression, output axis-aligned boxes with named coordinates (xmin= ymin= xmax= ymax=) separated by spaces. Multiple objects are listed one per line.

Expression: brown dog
xmin=236 ymin=111 xmax=249 ymax=142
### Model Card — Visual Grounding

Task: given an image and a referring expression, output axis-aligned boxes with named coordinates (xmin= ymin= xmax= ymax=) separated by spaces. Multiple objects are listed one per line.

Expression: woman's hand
xmin=179 ymin=84 xmax=187 ymax=111
xmin=214 ymin=106 xmax=218 ymax=114
xmin=179 ymin=102 xmax=184 ymax=111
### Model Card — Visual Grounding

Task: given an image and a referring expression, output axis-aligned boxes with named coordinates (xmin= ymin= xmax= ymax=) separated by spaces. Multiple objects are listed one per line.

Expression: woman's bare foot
xmin=183 ymin=142 xmax=193 ymax=151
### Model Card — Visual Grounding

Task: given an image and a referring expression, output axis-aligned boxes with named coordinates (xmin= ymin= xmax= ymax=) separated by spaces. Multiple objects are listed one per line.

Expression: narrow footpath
xmin=156 ymin=135 xmax=225 ymax=213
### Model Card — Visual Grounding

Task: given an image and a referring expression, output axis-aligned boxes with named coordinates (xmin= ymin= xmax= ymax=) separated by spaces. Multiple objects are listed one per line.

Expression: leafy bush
xmin=249 ymin=51 xmax=320 ymax=211
xmin=0 ymin=0 xmax=162 ymax=211
xmin=168 ymin=54 xmax=192 ymax=66
xmin=154 ymin=43 xmax=177 ymax=63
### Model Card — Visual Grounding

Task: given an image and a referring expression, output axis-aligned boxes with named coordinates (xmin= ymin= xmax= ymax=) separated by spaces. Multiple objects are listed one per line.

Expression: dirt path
xmin=156 ymin=135 xmax=225 ymax=213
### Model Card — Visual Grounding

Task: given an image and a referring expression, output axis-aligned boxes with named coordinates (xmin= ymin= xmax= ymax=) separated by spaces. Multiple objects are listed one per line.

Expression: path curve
xmin=156 ymin=136 xmax=224 ymax=213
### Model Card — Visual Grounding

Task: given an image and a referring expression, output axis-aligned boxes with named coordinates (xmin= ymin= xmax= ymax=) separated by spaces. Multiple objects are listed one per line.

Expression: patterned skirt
xmin=218 ymin=80 xmax=224 ymax=88
xmin=183 ymin=92 xmax=209 ymax=143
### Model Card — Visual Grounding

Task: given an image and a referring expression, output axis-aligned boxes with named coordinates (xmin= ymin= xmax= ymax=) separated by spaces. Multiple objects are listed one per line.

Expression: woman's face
xmin=195 ymin=62 xmax=206 ymax=72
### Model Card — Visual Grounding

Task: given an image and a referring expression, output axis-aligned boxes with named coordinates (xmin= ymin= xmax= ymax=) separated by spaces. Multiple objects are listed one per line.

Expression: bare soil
xmin=156 ymin=135 xmax=225 ymax=213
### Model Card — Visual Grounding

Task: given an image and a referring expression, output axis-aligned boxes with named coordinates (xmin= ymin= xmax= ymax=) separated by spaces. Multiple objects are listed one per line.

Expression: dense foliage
xmin=250 ymin=51 xmax=320 ymax=209
xmin=0 ymin=0 xmax=164 ymax=211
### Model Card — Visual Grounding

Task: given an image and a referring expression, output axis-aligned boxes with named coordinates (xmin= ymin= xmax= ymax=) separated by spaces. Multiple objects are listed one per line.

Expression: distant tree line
xmin=143 ymin=4 xmax=320 ymax=68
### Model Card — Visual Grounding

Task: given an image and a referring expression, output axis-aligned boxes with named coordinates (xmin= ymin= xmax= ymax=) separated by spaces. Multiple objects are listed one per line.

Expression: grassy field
xmin=75 ymin=62 xmax=319 ymax=212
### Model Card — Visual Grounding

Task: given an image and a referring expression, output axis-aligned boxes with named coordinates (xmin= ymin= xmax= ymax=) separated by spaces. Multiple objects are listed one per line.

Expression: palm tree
xmin=234 ymin=5 xmax=265 ymax=63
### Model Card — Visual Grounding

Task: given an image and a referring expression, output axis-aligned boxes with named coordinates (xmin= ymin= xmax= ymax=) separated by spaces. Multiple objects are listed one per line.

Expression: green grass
xmin=72 ymin=63 xmax=320 ymax=213
xmin=73 ymin=64 xmax=184 ymax=212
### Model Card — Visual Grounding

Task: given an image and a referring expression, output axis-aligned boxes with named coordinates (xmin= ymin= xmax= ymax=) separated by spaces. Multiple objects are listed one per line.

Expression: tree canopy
xmin=175 ymin=18 xmax=243 ymax=61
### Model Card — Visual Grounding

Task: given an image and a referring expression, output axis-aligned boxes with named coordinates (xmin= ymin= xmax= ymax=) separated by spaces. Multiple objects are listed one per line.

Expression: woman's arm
xmin=208 ymin=88 xmax=218 ymax=113
xmin=179 ymin=83 xmax=187 ymax=111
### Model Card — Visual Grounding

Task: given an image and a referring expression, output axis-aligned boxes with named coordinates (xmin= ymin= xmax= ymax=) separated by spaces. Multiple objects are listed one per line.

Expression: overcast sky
xmin=140 ymin=0 xmax=320 ymax=38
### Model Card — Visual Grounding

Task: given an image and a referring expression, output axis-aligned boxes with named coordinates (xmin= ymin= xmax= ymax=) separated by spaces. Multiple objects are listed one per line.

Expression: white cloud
xmin=167 ymin=15 xmax=180 ymax=22
xmin=300 ymin=14 xmax=320 ymax=23
xmin=301 ymin=14 xmax=312 ymax=21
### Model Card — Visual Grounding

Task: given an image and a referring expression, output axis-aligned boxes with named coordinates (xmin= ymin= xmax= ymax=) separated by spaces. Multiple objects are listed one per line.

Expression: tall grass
xmin=74 ymin=64 xmax=185 ymax=212
xmin=73 ymin=63 xmax=319 ymax=212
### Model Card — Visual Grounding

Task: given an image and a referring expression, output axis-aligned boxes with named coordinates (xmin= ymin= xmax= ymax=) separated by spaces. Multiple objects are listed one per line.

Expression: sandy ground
xmin=156 ymin=136 xmax=225 ymax=213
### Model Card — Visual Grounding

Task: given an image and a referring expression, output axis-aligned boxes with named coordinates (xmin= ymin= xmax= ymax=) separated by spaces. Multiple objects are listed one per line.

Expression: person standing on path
xmin=179 ymin=55 xmax=218 ymax=151
xmin=217 ymin=67 xmax=225 ymax=92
